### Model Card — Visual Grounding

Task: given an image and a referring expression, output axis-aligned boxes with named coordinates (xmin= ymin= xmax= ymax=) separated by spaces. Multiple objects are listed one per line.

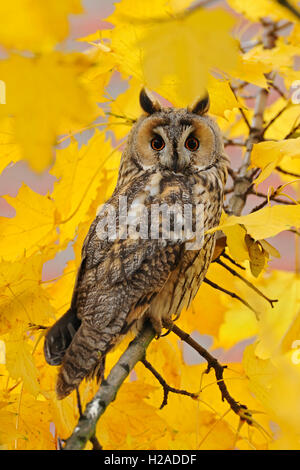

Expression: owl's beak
xmin=170 ymin=147 xmax=189 ymax=172
xmin=160 ymin=145 xmax=188 ymax=172
xmin=171 ymin=147 xmax=179 ymax=172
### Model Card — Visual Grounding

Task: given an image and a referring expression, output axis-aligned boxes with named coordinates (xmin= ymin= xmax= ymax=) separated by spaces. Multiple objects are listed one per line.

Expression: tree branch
xmin=63 ymin=323 xmax=155 ymax=450
xmin=276 ymin=166 xmax=300 ymax=178
xmin=221 ymin=252 xmax=246 ymax=270
xmin=226 ymin=87 xmax=269 ymax=216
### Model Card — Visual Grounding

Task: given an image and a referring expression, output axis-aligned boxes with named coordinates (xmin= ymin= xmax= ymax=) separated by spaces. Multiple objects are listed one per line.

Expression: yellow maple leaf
xmin=244 ymin=39 xmax=300 ymax=71
xmin=4 ymin=393 xmax=55 ymax=450
xmin=254 ymin=272 xmax=300 ymax=359
xmin=263 ymin=98 xmax=300 ymax=141
xmin=5 ymin=335 xmax=40 ymax=396
xmin=139 ymin=8 xmax=238 ymax=105
xmin=0 ymin=52 xmax=99 ymax=172
xmin=80 ymin=46 xmax=116 ymax=102
xmin=0 ymin=184 xmax=58 ymax=261
xmin=0 ymin=341 xmax=5 ymax=364
xmin=45 ymin=259 xmax=77 ymax=316
xmin=168 ymin=0 xmax=194 ymax=13
xmin=0 ymin=254 xmax=55 ymax=334
xmin=225 ymin=54 xmax=270 ymax=89
xmin=227 ymin=0 xmax=298 ymax=22
xmin=206 ymin=77 xmax=239 ymax=118
xmin=107 ymin=78 xmax=141 ymax=141
xmin=243 ymin=342 xmax=300 ymax=448
xmin=0 ymin=0 xmax=82 ymax=52
xmin=104 ymin=0 xmax=238 ymax=105
xmin=222 ymin=224 xmax=249 ymax=262
xmin=52 ymin=131 xmax=120 ymax=244
xmin=251 ymin=138 xmax=300 ymax=185
xmin=97 ymin=382 xmax=168 ymax=450
xmin=106 ymin=0 xmax=172 ymax=25
xmin=0 ymin=117 xmax=22 ymax=174
xmin=0 ymin=406 xmax=24 ymax=448
xmin=207 ymin=205 xmax=300 ymax=240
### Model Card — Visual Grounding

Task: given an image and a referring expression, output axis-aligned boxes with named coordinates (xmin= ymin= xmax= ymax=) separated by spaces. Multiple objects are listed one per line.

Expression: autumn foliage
xmin=0 ymin=0 xmax=300 ymax=450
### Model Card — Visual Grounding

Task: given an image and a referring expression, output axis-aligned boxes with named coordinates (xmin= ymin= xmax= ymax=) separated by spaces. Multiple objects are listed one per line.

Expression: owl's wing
xmin=43 ymin=308 xmax=81 ymax=366
xmin=76 ymin=224 xmax=183 ymax=327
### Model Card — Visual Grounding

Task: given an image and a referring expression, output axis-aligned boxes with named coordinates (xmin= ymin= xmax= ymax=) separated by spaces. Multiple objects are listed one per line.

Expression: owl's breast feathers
xmin=44 ymin=166 xmax=226 ymax=399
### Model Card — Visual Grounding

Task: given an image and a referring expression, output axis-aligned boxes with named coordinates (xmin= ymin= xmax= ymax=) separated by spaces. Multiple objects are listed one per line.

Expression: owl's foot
xmin=160 ymin=318 xmax=174 ymax=337
xmin=150 ymin=317 xmax=163 ymax=339
xmin=148 ymin=316 xmax=174 ymax=339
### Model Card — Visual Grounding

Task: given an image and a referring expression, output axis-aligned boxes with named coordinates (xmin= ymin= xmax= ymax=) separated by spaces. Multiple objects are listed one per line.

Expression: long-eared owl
xmin=44 ymin=88 xmax=230 ymax=399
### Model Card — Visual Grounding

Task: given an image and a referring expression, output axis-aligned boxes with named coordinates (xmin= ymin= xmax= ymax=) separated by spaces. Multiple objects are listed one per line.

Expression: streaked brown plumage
xmin=44 ymin=89 xmax=229 ymax=399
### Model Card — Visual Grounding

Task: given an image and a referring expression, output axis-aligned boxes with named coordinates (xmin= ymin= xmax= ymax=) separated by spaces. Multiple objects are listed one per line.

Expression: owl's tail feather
xmin=44 ymin=308 xmax=81 ymax=366
xmin=56 ymin=322 xmax=114 ymax=400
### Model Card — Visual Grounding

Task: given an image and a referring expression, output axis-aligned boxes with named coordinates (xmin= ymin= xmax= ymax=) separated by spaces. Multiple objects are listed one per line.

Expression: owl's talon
xmin=162 ymin=318 xmax=174 ymax=330
xmin=149 ymin=317 xmax=163 ymax=338
xmin=160 ymin=319 xmax=174 ymax=337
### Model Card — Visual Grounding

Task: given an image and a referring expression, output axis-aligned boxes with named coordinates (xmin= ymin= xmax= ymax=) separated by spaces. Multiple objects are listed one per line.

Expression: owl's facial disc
xmin=158 ymin=119 xmax=216 ymax=173
xmin=135 ymin=111 xmax=217 ymax=173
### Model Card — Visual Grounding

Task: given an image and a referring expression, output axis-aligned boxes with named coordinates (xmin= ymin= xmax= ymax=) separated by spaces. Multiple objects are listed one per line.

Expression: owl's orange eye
xmin=185 ymin=136 xmax=199 ymax=151
xmin=151 ymin=136 xmax=165 ymax=151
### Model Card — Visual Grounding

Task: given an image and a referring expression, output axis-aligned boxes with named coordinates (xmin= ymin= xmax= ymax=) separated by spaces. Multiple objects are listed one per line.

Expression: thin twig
xmin=223 ymin=138 xmax=247 ymax=147
xmin=221 ymin=252 xmax=246 ymax=270
xmin=274 ymin=20 xmax=293 ymax=32
xmin=276 ymin=0 xmax=300 ymax=19
xmin=262 ymin=102 xmax=291 ymax=135
xmin=76 ymin=387 xmax=83 ymax=418
xmin=238 ymin=106 xmax=252 ymax=131
xmin=276 ymin=166 xmax=300 ymax=178
xmin=268 ymin=81 xmax=287 ymax=99
xmin=204 ymin=278 xmax=259 ymax=319
xmin=141 ymin=358 xmax=198 ymax=409
xmin=216 ymin=259 xmax=278 ymax=308
xmin=284 ymin=122 xmax=300 ymax=139
xmin=252 ymin=189 xmax=296 ymax=204
xmin=250 ymin=191 xmax=296 ymax=212
xmin=250 ymin=199 xmax=269 ymax=213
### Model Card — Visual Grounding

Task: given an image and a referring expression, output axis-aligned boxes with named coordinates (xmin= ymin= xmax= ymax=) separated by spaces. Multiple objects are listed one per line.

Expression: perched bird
xmin=44 ymin=88 xmax=229 ymax=399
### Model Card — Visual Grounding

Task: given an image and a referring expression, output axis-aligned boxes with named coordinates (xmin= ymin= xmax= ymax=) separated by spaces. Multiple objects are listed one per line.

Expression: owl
xmin=44 ymin=89 xmax=229 ymax=399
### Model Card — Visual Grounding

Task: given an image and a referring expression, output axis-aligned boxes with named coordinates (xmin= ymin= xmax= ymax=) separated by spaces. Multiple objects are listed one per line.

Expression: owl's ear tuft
xmin=188 ymin=93 xmax=210 ymax=115
xmin=139 ymin=88 xmax=161 ymax=115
